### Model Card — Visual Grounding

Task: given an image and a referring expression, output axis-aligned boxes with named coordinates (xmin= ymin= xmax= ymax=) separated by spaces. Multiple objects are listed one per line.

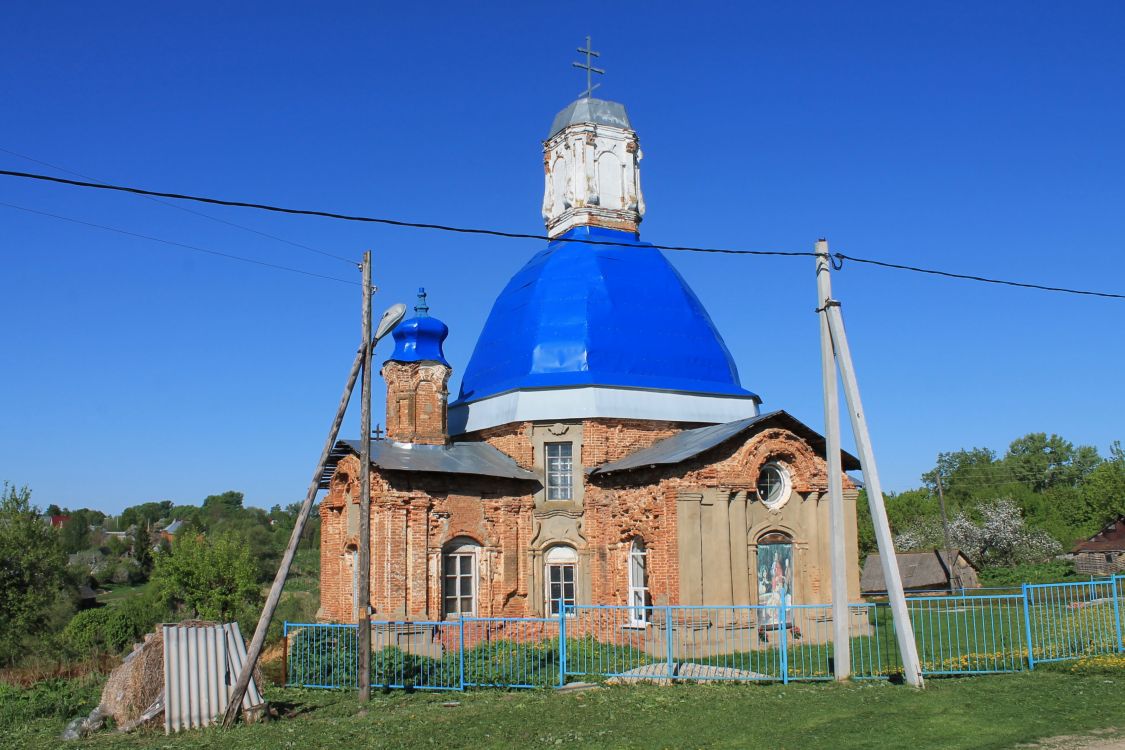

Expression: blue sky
xmin=2 ymin=2 xmax=1123 ymax=514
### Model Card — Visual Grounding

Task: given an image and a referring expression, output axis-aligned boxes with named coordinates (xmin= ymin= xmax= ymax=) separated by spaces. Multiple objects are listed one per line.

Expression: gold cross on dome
xmin=572 ymin=35 xmax=604 ymax=99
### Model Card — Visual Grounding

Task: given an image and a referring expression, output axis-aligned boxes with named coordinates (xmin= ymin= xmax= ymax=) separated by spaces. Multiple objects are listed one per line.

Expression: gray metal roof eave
xmin=588 ymin=410 xmax=861 ymax=476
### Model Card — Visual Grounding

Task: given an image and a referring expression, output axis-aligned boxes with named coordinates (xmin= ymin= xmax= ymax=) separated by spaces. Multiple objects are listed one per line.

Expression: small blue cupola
xmin=387 ymin=288 xmax=451 ymax=367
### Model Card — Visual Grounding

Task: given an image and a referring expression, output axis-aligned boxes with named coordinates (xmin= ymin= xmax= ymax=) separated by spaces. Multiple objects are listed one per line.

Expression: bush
xmin=62 ymin=596 xmax=161 ymax=656
xmin=979 ymin=560 xmax=1082 ymax=587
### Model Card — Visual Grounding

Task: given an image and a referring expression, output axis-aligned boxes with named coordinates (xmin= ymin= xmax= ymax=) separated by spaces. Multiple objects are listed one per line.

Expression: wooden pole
xmin=221 ymin=339 xmax=366 ymax=727
xmin=824 ymin=300 xmax=925 ymax=688
xmin=357 ymin=251 xmax=373 ymax=701
xmin=815 ymin=239 xmax=850 ymax=681
xmin=935 ymin=471 xmax=960 ymax=593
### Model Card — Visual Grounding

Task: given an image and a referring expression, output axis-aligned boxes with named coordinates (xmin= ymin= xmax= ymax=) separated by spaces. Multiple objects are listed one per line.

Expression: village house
xmin=1072 ymin=516 xmax=1125 ymax=576
xmin=317 ymin=92 xmax=863 ymax=625
xmin=860 ymin=550 xmax=980 ymax=595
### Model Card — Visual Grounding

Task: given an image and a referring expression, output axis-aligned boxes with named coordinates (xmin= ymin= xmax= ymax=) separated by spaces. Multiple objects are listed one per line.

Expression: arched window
xmin=545 ymin=545 xmax=578 ymax=616
xmin=627 ymin=539 xmax=648 ymax=626
xmin=443 ymin=538 xmax=479 ymax=617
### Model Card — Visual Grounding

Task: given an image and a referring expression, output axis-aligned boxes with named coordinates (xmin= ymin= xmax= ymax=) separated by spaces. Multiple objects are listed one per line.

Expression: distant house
xmin=49 ymin=514 xmax=70 ymax=528
xmin=159 ymin=519 xmax=184 ymax=544
xmin=1072 ymin=517 xmax=1125 ymax=576
xmin=861 ymin=550 xmax=980 ymax=595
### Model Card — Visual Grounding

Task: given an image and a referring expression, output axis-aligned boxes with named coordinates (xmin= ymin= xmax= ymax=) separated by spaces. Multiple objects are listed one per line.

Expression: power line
xmin=0 ymin=168 xmax=822 ymax=257
xmin=0 ymin=149 xmax=357 ymax=265
xmin=2 ymin=167 xmax=1122 ymax=300
xmin=832 ymin=254 xmax=1125 ymax=300
xmin=0 ymin=201 xmax=359 ymax=287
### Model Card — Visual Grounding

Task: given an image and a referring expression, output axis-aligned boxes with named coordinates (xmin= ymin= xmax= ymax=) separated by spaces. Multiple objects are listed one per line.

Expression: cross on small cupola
xmin=572 ymin=35 xmax=604 ymax=99
xmin=414 ymin=287 xmax=429 ymax=317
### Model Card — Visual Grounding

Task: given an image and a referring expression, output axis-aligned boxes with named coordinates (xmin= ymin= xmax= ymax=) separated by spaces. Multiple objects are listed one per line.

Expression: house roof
xmin=587 ymin=410 xmax=861 ymax=477
xmin=860 ymin=550 xmax=977 ymax=593
xmin=1073 ymin=516 xmax=1125 ymax=553
xmin=318 ymin=439 xmax=540 ymax=489
xmin=162 ymin=520 xmax=183 ymax=535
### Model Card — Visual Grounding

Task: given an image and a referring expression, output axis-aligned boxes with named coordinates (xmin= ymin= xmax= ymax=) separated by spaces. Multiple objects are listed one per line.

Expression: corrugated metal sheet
xmin=588 ymin=410 xmax=862 ymax=476
xmin=163 ymin=622 xmax=263 ymax=734
xmin=318 ymin=439 xmax=540 ymax=488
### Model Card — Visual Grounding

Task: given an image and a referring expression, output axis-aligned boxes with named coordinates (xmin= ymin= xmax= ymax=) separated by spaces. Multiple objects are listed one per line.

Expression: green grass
xmin=5 ymin=661 xmax=1125 ymax=749
xmin=94 ymin=581 xmax=153 ymax=606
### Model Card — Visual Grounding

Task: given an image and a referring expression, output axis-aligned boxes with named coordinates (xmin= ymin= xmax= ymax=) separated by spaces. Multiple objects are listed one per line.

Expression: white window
xmin=545 ymin=545 xmax=577 ymax=615
xmin=545 ymin=442 xmax=573 ymax=500
xmin=443 ymin=539 xmax=479 ymax=617
xmin=628 ymin=539 xmax=648 ymax=626
xmin=756 ymin=462 xmax=793 ymax=510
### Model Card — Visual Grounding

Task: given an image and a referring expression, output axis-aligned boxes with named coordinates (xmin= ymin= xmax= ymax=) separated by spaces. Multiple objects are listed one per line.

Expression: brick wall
xmin=319 ymin=416 xmax=859 ymax=622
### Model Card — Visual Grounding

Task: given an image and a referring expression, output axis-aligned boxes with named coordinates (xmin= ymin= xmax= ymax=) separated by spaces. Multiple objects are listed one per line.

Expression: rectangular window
xmin=546 ymin=563 xmax=576 ymax=616
xmin=443 ymin=552 xmax=476 ymax=616
xmin=545 ymin=442 xmax=573 ymax=501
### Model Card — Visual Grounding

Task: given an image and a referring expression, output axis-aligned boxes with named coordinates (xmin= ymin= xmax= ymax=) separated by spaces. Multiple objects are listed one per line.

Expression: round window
xmin=756 ymin=463 xmax=792 ymax=510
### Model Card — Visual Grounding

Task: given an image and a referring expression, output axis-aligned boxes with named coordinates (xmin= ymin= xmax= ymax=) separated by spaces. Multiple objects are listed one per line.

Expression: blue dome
xmin=454 ymin=226 xmax=756 ymax=404
xmin=388 ymin=288 xmax=451 ymax=367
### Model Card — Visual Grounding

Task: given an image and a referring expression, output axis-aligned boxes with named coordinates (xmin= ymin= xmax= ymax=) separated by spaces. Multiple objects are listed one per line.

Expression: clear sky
xmin=2 ymin=1 xmax=1123 ymax=514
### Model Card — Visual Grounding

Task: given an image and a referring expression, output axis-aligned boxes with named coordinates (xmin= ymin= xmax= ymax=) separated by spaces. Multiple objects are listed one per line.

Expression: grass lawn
xmin=5 ymin=659 xmax=1125 ymax=749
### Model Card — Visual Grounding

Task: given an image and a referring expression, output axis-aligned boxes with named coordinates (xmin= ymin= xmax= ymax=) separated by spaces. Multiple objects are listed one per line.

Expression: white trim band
xmin=448 ymin=386 xmax=760 ymax=435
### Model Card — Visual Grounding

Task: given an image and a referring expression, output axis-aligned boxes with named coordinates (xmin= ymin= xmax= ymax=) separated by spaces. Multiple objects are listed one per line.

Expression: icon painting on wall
xmin=757 ymin=533 xmax=793 ymax=625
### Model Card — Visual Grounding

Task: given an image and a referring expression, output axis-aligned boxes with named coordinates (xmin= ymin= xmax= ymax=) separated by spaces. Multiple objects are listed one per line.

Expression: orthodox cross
xmin=572 ymin=35 xmax=604 ymax=99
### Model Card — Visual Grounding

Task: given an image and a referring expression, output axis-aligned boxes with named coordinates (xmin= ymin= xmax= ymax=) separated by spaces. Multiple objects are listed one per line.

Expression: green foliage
xmin=150 ymin=530 xmax=262 ymax=628
xmin=62 ymin=595 xmax=161 ymax=656
xmin=0 ymin=677 xmax=102 ymax=731
xmin=978 ymin=560 xmax=1083 ymax=587
xmin=0 ymin=483 xmax=72 ymax=666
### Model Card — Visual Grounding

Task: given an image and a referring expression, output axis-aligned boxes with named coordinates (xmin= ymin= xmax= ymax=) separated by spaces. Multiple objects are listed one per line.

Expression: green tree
xmin=150 ymin=531 xmax=260 ymax=626
xmin=59 ymin=511 xmax=92 ymax=554
xmin=1003 ymin=433 xmax=1100 ymax=492
xmin=0 ymin=483 xmax=71 ymax=665
xmin=131 ymin=525 xmax=153 ymax=577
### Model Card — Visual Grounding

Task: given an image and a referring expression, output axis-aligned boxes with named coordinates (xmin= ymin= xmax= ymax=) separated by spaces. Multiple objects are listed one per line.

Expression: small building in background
xmin=1073 ymin=517 xmax=1125 ymax=576
xmin=861 ymin=550 xmax=980 ymax=595
xmin=159 ymin=519 xmax=183 ymax=544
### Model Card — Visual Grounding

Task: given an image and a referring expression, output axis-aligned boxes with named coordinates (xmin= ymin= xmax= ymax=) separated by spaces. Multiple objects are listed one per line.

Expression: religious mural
xmin=757 ymin=534 xmax=793 ymax=625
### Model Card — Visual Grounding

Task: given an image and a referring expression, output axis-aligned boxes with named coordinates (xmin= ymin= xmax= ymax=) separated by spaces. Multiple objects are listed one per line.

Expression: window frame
xmin=544 ymin=441 xmax=574 ymax=501
xmin=756 ymin=462 xmax=793 ymax=510
xmin=544 ymin=545 xmax=578 ymax=616
xmin=627 ymin=539 xmax=648 ymax=627
xmin=442 ymin=540 xmax=479 ymax=618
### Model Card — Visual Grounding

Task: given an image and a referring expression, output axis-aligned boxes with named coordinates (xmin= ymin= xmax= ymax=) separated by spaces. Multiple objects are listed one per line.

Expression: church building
xmin=317 ymin=90 xmax=862 ymax=625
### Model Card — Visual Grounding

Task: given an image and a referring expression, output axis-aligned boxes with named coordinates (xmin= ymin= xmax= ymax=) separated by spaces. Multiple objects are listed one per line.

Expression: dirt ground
xmin=1025 ymin=729 xmax=1125 ymax=749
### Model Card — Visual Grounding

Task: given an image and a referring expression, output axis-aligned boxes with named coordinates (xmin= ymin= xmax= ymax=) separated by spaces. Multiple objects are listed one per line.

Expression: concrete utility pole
xmin=818 ymin=242 xmax=925 ymax=688
xmin=358 ymin=251 xmax=373 ymax=701
xmin=815 ymin=240 xmax=850 ymax=681
xmin=221 ymin=341 xmax=366 ymax=727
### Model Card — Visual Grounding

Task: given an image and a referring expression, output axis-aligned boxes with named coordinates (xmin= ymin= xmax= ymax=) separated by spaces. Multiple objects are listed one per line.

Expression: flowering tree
xmin=895 ymin=498 xmax=1061 ymax=566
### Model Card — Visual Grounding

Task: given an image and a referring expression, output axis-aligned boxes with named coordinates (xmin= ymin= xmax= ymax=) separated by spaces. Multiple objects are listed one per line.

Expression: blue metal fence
xmin=284 ymin=573 xmax=1124 ymax=690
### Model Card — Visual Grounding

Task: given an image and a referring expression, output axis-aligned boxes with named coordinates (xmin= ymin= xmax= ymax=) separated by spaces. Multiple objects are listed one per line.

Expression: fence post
xmin=779 ymin=600 xmax=789 ymax=684
xmin=665 ymin=606 xmax=675 ymax=680
xmin=558 ymin=604 xmax=568 ymax=688
xmin=458 ymin=617 xmax=466 ymax=691
xmin=1022 ymin=584 xmax=1035 ymax=671
xmin=1112 ymin=575 xmax=1123 ymax=654
xmin=281 ymin=620 xmax=290 ymax=688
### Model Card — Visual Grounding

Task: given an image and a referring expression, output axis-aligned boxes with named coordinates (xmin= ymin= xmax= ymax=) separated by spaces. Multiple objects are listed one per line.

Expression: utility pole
xmin=935 ymin=471 xmax=960 ymax=593
xmin=819 ymin=244 xmax=925 ymax=688
xmin=815 ymin=240 xmax=850 ymax=681
xmin=221 ymin=340 xmax=366 ymax=727
xmin=358 ymin=251 xmax=373 ymax=702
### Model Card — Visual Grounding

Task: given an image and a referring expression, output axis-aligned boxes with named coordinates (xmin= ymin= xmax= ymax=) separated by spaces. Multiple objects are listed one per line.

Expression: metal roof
xmin=548 ymin=97 xmax=631 ymax=138
xmin=1073 ymin=516 xmax=1125 ymax=553
xmin=163 ymin=622 xmax=263 ymax=734
xmin=588 ymin=410 xmax=861 ymax=476
xmin=453 ymin=226 xmax=758 ymax=407
xmin=318 ymin=439 xmax=540 ymax=488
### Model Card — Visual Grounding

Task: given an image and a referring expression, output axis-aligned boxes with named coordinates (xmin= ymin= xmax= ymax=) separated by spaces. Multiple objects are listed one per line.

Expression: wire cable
xmin=0 ymin=168 xmax=811 ymax=257
xmin=833 ymin=253 xmax=1125 ymax=300
xmin=0 ymin=150 xmax=357 ymax=265
xmin=2 ymin=167 xmax=1123 ymax=299
xmin=0 ymin=200 xmax=359 ymax=286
